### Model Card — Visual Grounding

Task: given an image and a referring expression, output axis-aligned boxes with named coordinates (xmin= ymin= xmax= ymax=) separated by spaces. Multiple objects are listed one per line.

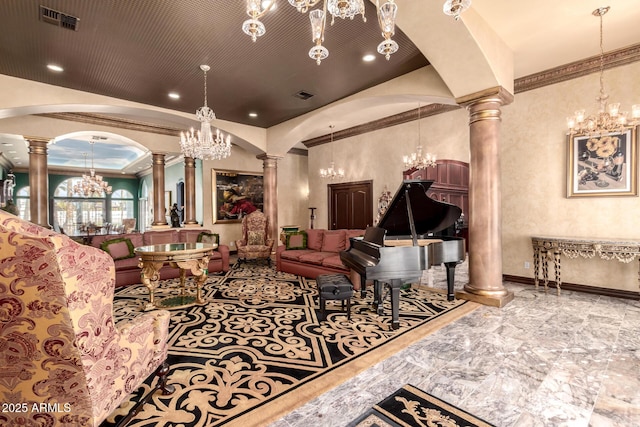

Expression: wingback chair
xmin=0 ymin=211 xmax=172 ymax=427
xmin=235 ymin=210 xmax=274 ymax=265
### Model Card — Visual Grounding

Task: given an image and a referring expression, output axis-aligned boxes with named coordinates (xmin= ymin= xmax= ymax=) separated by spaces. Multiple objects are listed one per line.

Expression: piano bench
xmin=316 ymin=274 xmax=354 ymax=321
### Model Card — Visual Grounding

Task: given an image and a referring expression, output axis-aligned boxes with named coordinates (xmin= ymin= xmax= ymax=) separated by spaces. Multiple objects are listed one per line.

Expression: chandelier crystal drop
xmin=443 ymin=0 xmax=471 ymax=21
xmin=567 ymin=7 xmax=640 ymax=137
xmin=403 ymin=105 xmax=437 ymax=170
xmin=180 ymin=65 xmax=232 ymax=161
xmin=72 ymin=143 xmax=112 ymax=197
xmin=243 ymin=0 xmax=399 ymax=64
xmin=320 ymin=125 xmax=345 ymax=180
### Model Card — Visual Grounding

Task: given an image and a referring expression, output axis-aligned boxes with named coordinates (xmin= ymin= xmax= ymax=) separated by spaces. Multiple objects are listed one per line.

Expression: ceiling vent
xmin=294 ymin=90 xmax=314 ymax=100
xmin=40 ymin=5 xmax=80 ymax=31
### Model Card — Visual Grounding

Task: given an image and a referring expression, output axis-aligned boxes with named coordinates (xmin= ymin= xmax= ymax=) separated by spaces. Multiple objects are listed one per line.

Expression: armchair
xmin=235 ymin=210 xmax=274 ymax=266
xmin=0 ymin=211 xmax=172 ymax=427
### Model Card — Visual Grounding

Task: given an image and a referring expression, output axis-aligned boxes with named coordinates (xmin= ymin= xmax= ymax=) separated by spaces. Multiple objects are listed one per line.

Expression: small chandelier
xmin=243 ymin=0 xmax=399 ymax=65
xmin=443 ymin=0 xmax=471 ymax=21
xmin=73 ymin=142 xmax=112 ymax=197
xmin=320 ymin=125 xmax=345 ymax=180
xmin=180 ymin=65 xmax=231 ymax=161
xmin=567 ymin=7 xmax=640 ymax=137
xmin=403 ymin=104 xmax=437 ymax=170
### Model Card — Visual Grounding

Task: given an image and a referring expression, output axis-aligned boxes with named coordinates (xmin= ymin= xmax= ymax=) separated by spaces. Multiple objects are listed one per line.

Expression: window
xmin=111 ymin=189 xmax=134 ymax=229
xmin=15 ymin=187 xmax=30 ymax=221
xmin=53 ymin=178 xmax=107 ymax=235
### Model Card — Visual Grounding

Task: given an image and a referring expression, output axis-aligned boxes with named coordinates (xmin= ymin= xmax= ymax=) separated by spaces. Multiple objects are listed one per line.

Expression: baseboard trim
xmin=503 ymin=275 xmax=640 ymax=300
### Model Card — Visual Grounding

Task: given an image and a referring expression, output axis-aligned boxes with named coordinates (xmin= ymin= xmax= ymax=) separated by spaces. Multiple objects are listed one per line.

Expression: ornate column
xmin=457 ymin=87 xmax=514 ymax=307
xmin=183 ymin=156 xmax=199 ymax=227
xmin=151 ymin=153 xmax=169 ymax=228
xmin=257 ymin=154 xmax=283 ymax=247
xmin=26 ymin=136 xmax=52 ymax=228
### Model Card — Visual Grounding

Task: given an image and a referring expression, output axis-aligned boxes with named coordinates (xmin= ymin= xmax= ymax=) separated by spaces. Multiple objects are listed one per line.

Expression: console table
xmin=531 ymin=236 xmax=640 ymax=295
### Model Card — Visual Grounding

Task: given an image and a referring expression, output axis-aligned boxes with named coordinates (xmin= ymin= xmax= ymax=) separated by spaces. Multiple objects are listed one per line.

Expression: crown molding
xmin=515 ymin=43 xmax=640 ymax=94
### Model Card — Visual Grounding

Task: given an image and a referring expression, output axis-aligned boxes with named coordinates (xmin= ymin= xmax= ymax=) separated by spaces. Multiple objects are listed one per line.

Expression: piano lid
xmin=376 ymin=179 xmax=462 ymax=237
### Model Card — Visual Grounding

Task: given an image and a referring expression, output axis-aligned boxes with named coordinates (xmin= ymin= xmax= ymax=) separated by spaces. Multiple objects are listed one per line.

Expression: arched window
xmin=15 ymin=187 xmax=30 ymax=221
xmin=111 ymin=189 xmax=134 ymax=231
xmin=53 ymin=178 xmax=106 ymax=235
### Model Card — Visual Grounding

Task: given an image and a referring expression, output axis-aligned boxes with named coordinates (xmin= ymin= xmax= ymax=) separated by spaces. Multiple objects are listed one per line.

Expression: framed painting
xmin=212 ymin=169 xmax=264 ymax=223
xmin=567 ymin=127 xmax=638 ymax=197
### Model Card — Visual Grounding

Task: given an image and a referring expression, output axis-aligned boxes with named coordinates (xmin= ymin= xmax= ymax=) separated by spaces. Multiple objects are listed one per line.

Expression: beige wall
xmin=307 ymin=61 xmax=640 ymax=293
xmin=501 ymin=61 xmax=640 ymax=293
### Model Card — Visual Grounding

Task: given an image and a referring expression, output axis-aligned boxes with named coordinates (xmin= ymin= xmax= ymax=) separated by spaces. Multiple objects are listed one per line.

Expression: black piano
xmin=339 ymin=179 xmax=466 ymax=329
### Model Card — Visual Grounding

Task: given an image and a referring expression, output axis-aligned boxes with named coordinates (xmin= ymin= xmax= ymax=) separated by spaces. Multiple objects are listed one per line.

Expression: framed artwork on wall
xmin=566 ymin=127 xmax=638 ymax=197
xmin=212 ymin=169 xmax=264 ymax=223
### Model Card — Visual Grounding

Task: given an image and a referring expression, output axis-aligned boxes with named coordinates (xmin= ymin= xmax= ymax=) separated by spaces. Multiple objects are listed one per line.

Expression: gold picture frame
xmin=567 ymin=127 xmax=638 ymax=197
xmin=212 ymin=169 xmax=264 ymax=223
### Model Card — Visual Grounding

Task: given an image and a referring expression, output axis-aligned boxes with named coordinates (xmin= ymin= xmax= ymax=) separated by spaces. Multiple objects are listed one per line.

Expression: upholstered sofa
xmin=276 ymin=228 xmax=364 ymax=278
xmin=0 ymin=210 xmax=171 ymax=427
xmin=91 ymin=228 xmax=230 ymax=287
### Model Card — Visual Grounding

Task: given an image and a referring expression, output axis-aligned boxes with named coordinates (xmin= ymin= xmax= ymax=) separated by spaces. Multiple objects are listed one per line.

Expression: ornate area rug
xmin=102 ymin=263 xmax=477 ymax=427
xmin=348 ymin=384 xmax=495 ymax=427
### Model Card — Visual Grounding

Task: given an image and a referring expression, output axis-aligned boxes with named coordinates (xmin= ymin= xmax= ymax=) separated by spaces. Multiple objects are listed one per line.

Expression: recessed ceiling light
xmin=168 ymin=92 xmax=180 ymax=100
xmin=249 ymin=112 xmax=258 ymax=118
xmin=1 ymin=143 xmax=13 ymax=146
xmin=363 ymin=54 xmax=376 ymax=62
xmin=47 ymin=64 xmax=64 ymax=72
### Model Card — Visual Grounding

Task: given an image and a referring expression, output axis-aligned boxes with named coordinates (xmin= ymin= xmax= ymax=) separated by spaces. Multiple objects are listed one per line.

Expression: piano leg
xmin=360 ymin=276 xmax=367 ymax=298
xmin=444 ymin=262 xmax=457 ymax=301
xmin=390 ymin=279 xmax=401 ymax=330
xmin=373 ymin=280 xmax=383 ymax=314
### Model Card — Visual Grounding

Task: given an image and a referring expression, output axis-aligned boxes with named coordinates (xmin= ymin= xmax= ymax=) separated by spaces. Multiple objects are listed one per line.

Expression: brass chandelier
xmin=242 ymin=0 xmax=399 ymax=65
xmin=72 ymin=141 xmax=112 ymax=197
xmin=180 ymin=65 xmax=232 ymax=161
xmin=567 ymin=6 xmax=640 ymax=137
xmin=403 ymin=104 xmax=437 ymax=170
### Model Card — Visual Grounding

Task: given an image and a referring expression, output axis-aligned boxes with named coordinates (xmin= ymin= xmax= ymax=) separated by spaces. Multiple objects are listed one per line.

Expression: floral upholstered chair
xmin=235 ymin=210 xmax=274 ymax=265
xmin=0 ymin=211 xmax=172 ymax=427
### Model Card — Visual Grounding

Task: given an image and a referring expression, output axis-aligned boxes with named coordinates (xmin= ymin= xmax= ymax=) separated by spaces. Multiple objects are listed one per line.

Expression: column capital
xmin=257 ymin=154 xmax=284 ymax=169
xmin=23 ymin=136 xmax=53 ymax=144
xmin=183 ymin=156 xmax=196 ymax=168
xmin=455 ymin=86 xmax=514 ymax=108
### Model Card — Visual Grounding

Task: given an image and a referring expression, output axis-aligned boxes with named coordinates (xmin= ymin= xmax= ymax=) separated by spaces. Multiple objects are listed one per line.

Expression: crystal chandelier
xmin=72 ymin=142 xmax=112 ymax=197
xmin=443 ymin=0 xmax=471 ymax=21
xmin=180 ymin=65 xmax=231 ymax=161
xmin=320 ymin=125 xmax=345 ymax=180
xmin=567 ymin=7 xmax=640 ymax=137
xmin=242 ymin=0 xmax=399 ymax=65
xmin=403 ymin=105 xmax=437 ymax=170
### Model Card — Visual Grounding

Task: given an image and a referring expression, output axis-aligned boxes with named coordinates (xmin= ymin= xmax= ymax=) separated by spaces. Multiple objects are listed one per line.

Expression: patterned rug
xmin=348 ymin=384 xmax=496 ymax=427
xmin=102 ymin=263 xmax=477 ymax=427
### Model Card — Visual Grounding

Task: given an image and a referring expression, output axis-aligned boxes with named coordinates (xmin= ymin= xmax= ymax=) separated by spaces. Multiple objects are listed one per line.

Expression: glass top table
xmin=134 ymin=242 xmax=218 ymax=310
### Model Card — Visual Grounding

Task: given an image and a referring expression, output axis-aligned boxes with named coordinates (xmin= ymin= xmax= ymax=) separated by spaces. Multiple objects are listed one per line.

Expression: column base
xmin=456 ymin=286 xmax=514 ymax=308
xmin=150 ymin=224 xmax=171 ymax=230
xmin=183 ymin=222 xmax=201 ymax=228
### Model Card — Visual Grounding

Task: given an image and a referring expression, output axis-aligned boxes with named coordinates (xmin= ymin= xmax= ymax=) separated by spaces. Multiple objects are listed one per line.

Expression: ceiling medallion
xmin=567 ymin=6 xmax=640 ymax=137
xmin=243 ymin=0 xmax=399 ymax=65
xmin=180 ymin=65 xmax=231 ymax=161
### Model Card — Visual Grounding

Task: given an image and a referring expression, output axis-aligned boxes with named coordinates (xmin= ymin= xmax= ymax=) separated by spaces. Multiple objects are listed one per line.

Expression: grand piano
xmin=339 ymin=179 xmax=466 ymax=329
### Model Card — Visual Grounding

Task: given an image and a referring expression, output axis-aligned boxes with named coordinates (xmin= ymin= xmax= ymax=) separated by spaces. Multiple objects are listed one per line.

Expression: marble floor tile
xmin=267 ymin=269 xmax=640 ymax=427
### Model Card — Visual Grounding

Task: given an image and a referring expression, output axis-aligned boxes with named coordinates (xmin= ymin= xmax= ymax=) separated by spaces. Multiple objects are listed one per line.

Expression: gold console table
xmin=531 ymin=236 xmax=640 ymax=295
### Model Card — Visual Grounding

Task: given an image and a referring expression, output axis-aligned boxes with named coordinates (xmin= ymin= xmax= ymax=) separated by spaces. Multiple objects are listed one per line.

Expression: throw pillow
xmin=321 ymin=230 xmax=347 ymax=252
xmin=197 ymin=232 xmax=219 ymax=244
xmin=247 ymin=230 xmax=265 ymax=245
xmin=286 ymin=231 xmax=307 ymax=250
xmin=306 ymin=229 xmax=324 ymax=251
xmin=100 ymin=237 xmax=135 ymax=261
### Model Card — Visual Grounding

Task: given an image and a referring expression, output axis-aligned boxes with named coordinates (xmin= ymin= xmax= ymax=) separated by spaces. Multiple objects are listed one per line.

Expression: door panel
xmin=328 ymin=181 xmax=373 ymax=230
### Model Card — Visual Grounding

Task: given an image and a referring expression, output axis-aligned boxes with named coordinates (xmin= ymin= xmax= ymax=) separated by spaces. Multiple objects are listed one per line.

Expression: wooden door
xmin=328 ymin=181 xmax=373 ymax=230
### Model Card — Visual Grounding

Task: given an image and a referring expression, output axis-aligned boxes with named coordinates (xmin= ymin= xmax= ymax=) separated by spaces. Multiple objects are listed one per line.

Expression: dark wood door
xmin=328 ymin=181 xmax=373 ymax=230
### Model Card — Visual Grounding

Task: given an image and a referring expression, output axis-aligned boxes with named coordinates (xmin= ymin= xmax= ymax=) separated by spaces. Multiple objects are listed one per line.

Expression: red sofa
xmin=276 ymin=228 xmax=364 ymax=279
xmin=91 ymin=228 xmax=230 ymax=287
